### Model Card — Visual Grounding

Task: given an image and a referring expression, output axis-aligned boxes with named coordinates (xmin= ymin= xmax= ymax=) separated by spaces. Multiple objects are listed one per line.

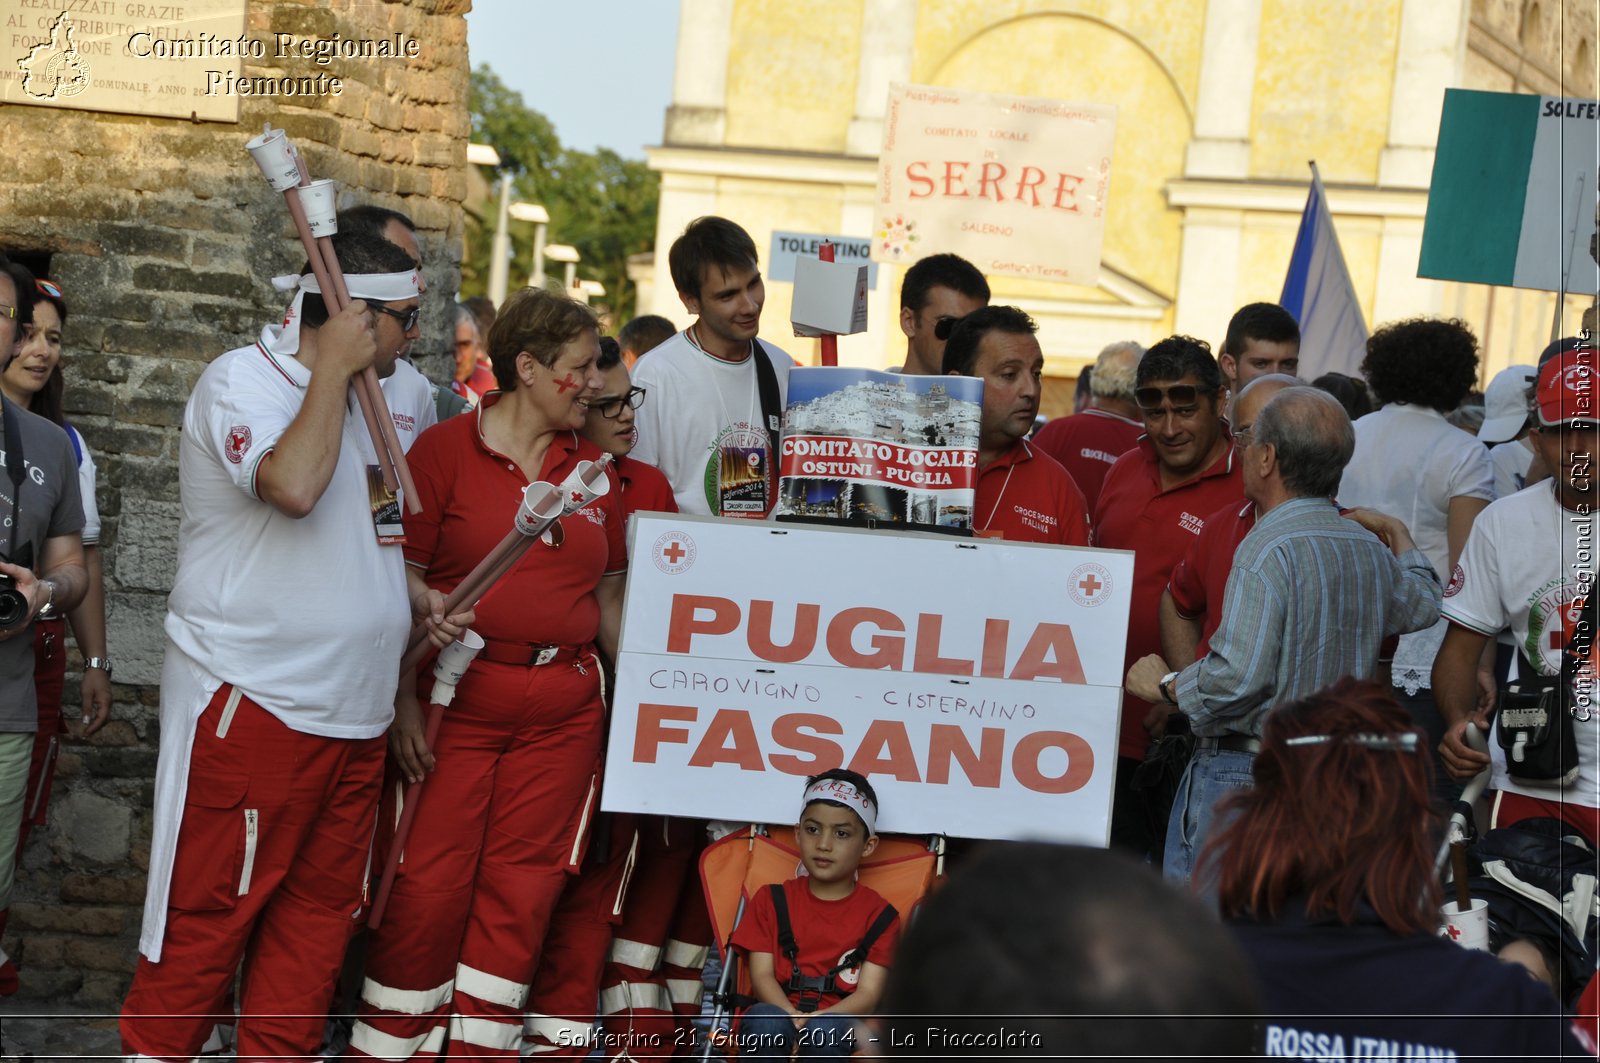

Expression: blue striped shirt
xmin=1174 ymin=497 xmax=1442 ymax=737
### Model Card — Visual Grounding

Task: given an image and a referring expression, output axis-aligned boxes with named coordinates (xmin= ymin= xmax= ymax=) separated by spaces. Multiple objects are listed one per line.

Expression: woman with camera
xmin=0 ymin=278 xmax=110 ymax=929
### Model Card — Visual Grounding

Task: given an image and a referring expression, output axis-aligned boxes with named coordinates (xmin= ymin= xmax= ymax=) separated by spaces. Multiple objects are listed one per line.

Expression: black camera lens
xmin=0 ymin=577 xmax=28 ymax=628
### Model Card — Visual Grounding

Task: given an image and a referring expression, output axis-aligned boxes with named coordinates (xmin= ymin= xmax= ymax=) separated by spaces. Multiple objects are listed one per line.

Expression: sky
xmin=465 ymin=1 xmax=681 ymax=159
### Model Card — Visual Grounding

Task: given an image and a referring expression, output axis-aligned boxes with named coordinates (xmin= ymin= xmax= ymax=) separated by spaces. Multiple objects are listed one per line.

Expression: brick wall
xmin=0 ymin=0 xmax=472 ymax=1008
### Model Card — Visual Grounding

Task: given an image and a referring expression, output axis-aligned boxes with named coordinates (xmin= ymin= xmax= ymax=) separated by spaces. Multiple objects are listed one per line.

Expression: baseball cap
xmin=1478 ymin=364 xmax=1537 ymax=443
xmin=1537 ymin=346 xmax=1599 ymax=427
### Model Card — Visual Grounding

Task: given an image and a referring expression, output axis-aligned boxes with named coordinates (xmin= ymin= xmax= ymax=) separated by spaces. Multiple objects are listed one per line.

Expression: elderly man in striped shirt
xmin=1126 ymin=386 xmax=1442 ymax=891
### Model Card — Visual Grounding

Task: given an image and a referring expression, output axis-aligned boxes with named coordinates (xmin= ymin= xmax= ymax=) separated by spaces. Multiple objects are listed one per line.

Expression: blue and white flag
xmin=1281 ymin=163 xmax=1369 ymax=379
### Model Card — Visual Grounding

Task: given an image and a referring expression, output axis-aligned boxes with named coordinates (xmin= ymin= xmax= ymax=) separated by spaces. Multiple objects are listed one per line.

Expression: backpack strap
xmin=752 ymin=341 xmax=783 ymax=461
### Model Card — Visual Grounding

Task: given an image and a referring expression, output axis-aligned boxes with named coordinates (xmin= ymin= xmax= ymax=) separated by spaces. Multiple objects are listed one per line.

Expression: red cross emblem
xmin=1078 ymin=573 xmax=1103 ymax=598
xmin=652 ymin=531 xmax=696 ymax=574
xmin=662 ymin=540 xmax=687 ymax=564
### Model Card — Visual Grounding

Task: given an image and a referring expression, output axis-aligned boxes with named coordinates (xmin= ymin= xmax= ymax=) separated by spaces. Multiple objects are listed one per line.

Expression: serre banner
xmin=601 ymin=515 xmax=1134 ymax=844
xmin=874 ymin=82 xmax=1116 ymax=285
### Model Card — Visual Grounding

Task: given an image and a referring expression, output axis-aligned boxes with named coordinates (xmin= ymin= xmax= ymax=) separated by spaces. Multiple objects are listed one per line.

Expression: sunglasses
xmin=35 ymin=279 xmax=63 ymax=299
xmin=371 ymin=302 xmax=421 ymax=332
xmin=584 ymin=386 xmax=646 ymax=419
xmin=1136 ymin=384 xmax=1216 ymax=415
xmin=932 ymin=315 xmax=963 ymax=342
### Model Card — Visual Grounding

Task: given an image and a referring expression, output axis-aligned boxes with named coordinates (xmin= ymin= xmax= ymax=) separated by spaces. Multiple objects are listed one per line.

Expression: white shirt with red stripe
xmin=143 ymin=329 xmax=409 ymax=960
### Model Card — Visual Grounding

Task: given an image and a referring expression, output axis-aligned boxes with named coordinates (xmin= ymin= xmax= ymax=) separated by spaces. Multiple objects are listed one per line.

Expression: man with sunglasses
xmin=121 ymin=230 xmax=468 ymax=1061
xmin=0 ymin=255 xmax=88 ymax=997
xmin=1092 ymin=336 xmax=1241 ymax=856
xmin=898 ymin=253 xmax=989 ymax=376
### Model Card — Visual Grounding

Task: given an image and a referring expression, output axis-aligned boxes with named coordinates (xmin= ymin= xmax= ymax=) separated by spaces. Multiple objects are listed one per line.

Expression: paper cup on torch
xmin=1439 ymin=897 xmax=1490 ymax=952
xmin=245 ymin=128 xmax=301 ymax=191
xmin=559 ymin=456 xmax=613 ymax=514
xmin=516 ymin=481 xmax=565 ymax=537
xmin=298 ymin=179 xmax=340 ymax=238
xmin=433 ymin=629 xmax=484 ymax=687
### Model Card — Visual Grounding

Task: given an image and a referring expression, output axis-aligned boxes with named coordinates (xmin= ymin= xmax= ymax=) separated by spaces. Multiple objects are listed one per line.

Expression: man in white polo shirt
xmin=121 ymin=230 xmax=465 ymax=1061
xmin=1438 ymin=345 xmax=1600 ymax=843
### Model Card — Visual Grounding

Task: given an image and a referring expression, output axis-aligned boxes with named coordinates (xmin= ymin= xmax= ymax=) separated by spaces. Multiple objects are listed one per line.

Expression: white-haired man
xmin=1033 ymin=340 xmax=1144 ymax=512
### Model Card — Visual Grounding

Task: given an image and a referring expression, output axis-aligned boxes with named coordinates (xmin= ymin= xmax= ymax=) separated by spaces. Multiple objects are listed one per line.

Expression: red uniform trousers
xmin=1495 ymin=791 xmax=1600 ymax=847
xmin=351 ymin=652 xmax=603 ymax=1061
xmin=597 ymin=818 xmax=709 ymax=1059
xmin=120 ymin=686 xmax=385 ymax=1062
xmin=18 ymin=619 xmax=66 ymax=848
xmin=522 ymin=813 xmax=639 ymax=1058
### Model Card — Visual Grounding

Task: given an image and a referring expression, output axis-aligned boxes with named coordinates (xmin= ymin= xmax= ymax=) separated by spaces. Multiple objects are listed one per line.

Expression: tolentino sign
xmin=873 ymin=83 xmax=1116 ymax=286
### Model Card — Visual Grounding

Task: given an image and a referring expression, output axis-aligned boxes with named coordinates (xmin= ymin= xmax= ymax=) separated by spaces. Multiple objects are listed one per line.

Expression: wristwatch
xmin=85 ymin=656 xmax=113 ymax=678
xmin=1159 ymin=671 xmax=1181 ymax=705
xmin=35 ymin=579 xmax=56 ymax=620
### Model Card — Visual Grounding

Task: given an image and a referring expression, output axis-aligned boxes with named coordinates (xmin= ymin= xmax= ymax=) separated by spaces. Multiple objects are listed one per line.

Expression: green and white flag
xmin=1419 ymin=88 xmax=1599 ymax=295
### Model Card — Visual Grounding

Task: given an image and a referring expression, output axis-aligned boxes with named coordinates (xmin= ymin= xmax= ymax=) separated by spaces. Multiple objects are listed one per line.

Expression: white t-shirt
xmin=164 ymin=333 xmax=410 ymax=738
xmin=1442 ymin=481 xmax=1599 ymax=807
xmin=380 ymin=358 xmax=439 ymax=454
xmin=1490 ymin=438 xmax=1537 ymax=500
xmin=631 ymin=330 xmax=794 ymax=517
xmin=66 ymin=424 xmax=99 ymax=545
xmin=1339 ymin=403 xmax=1495 ymax=691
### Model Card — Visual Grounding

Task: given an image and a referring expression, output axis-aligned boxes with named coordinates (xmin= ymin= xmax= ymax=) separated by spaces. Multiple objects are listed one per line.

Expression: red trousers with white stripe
xmin=597 ymin=818 xmax=709 ymax=1059
xmin=522 ymin=813 xmax=638 ymax=1058
xmin=352 ymin=654 xmax=603 ymax=1061
xmin=17 ymin=619 xmax=66 ymax=849
xmin=120 ymin=686 xmax=385 ymax=1062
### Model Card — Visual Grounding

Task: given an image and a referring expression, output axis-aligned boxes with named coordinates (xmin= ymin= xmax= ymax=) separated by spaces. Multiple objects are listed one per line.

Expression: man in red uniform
xmin=1032 ymin=340 xmax=1145 ymax=512
xmin=941 ymin=306 xmax=1089 ymax=545
xmin=1160 ymin=374 xmax=1299 ymax=664
xmin=1092 ymin=335 xmax=1240 ymax=855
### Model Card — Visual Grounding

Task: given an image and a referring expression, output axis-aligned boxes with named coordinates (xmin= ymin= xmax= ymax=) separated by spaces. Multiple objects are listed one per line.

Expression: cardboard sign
xmin=776 ymin=367 xmax=981 ymax=531
xmin=791 ymin=258 xmax=869 ymax=337
xmin=874 ymin=83 xmax=1116 ymax=285
xmin=768 ymin=231 xmax=880 ymax=286
xmin=602 ymin=515 xmax=1134 ymax=844
xmin=1420 ymin=89 xmax=1600 ymax=294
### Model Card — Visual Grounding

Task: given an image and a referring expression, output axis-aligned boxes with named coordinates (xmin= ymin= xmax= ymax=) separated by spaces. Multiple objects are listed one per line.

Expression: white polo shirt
xmin=164 ymin=332 xmax=409 ymax=736
xmin=381 ymin=357 xmax=439 ymax=454
xmin=1442 ymin=481 xmax=1599 ymax=807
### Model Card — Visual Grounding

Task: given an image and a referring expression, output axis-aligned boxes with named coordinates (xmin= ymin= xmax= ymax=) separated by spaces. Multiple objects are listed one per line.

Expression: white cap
xmin=1478 ymin=364 xmax=1537 ymax=443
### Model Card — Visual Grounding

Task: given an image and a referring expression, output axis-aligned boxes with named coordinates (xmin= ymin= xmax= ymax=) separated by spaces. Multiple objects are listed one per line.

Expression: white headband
xmin=262 ymin=269 xmax=422 ymax=358
xmin=802 ymin=778 xmax=877 ymax=835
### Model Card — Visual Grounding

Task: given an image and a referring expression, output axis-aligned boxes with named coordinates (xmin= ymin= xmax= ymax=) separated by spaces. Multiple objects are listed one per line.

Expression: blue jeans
xmin=1163 ymin=745 xmax=1256 ymax=896
xmin=738 ymin=1004 xmax=858 ymax=1059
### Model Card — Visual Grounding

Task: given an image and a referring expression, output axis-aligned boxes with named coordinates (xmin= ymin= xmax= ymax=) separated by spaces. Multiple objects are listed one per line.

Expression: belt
xmin=1195 ymin=734 xmax=1262 ymax=755
xmin=476 ymin=639 xmax=586 ymax=668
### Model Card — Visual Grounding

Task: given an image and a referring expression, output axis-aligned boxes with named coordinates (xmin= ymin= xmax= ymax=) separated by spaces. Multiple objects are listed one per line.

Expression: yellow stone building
xmin=645 ymin=0 xmax=1597 ymax=409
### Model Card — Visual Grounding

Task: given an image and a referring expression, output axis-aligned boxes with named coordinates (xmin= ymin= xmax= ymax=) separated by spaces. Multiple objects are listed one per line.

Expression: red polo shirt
xmin=404 ymin=395 xmax=627 ymax=647
xmin=1031 ymin=408 xmax=1144 ymax=513
xmin=1168 ymin=500 xmax=1255 ymax=660
xmin=616 ymin=455 xmax=679 ymax=519
xmin=1092 ymin=435 xmax=1242 ymax=759
xmin=973 ymin=439 xmax=1090 ymax=545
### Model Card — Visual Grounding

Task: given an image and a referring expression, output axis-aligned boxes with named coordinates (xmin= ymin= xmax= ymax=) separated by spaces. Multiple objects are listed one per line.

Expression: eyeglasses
xmin=34 ymin=280 xmax=62 ymax=299
xmin=1136 ymin=384 xmax=1216 ymax=415
xmin=932 ymin=316 xmax=962 ymax=341
xmin=1233 ymin=423 xmax=1253 ymax=443
xmin=371 ymin=302 xmax=421 ymax=332
xmin=584 ymin=386 xmax=646 ymax=419
xmin=0 ymin=306 xmax=15 ymax=321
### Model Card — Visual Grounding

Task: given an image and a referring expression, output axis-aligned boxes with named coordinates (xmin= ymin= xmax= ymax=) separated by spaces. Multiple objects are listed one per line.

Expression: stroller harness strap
xmin=767 ymin=882 xmax=898 ymax=1013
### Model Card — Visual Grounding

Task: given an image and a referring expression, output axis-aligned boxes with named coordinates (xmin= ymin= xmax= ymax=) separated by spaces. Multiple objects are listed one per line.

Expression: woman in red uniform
xmin=352 ymin=289 xmax=627 ymax=1061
